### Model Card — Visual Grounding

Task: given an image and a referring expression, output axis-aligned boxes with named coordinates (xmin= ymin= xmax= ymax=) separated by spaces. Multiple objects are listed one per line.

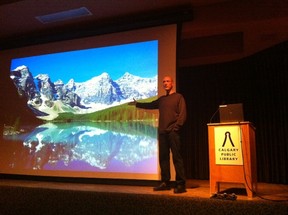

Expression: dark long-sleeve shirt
xmin=136 ymin=92 xmax=186 ymax=134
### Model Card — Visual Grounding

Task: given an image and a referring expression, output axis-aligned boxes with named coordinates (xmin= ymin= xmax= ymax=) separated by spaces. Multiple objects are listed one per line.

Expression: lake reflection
xmin=12 ymin=121 xmax=158 ymax=173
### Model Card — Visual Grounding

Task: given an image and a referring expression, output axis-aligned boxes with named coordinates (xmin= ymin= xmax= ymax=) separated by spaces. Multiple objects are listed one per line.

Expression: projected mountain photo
xmin=10 ymin=65 xmax=157 ymax=121
xmin=9 ymin=40 xmax=158 ymax=122
xmin=2 ymin=39 xmax=160 ymax=180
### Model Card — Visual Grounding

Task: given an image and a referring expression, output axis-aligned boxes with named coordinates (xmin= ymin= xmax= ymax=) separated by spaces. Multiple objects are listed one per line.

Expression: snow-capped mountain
xmin=10 ymin=65 xmax=157 ymax=121
xmin=116 ymin=72 xmax=157 ymax=99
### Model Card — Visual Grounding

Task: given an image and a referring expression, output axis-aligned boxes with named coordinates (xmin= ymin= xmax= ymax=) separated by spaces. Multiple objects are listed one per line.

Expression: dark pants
xmin=158 ymin=131 xmax=186 ymax=185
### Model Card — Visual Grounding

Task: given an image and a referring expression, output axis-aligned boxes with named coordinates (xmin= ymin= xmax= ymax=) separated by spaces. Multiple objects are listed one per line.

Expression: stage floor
xmin=0 ymin=178 xmax=287 ymax=202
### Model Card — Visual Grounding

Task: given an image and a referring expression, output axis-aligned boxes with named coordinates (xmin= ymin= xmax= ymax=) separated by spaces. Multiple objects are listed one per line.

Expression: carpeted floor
xmin=0 ymin=186 xmax=288 ymax=215
xmin=0 ymin=178 xmax=288 ymax=215
xmin=0 ymin=180 xmax=287 ymax=215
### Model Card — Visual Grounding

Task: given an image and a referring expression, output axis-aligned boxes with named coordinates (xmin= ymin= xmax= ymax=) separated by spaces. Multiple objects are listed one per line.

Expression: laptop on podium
xmin=219 ymin=103 xmax=244 ymax=123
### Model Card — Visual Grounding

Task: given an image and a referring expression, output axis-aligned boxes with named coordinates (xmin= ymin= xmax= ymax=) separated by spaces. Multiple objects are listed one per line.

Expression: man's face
xmin=162 ymin=76 xmax=173 ymax=91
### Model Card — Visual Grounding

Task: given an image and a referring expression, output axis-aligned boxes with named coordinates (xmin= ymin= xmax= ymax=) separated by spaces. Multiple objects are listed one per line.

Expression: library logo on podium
xmin=214 ymin=126 xmax=243 ymax=165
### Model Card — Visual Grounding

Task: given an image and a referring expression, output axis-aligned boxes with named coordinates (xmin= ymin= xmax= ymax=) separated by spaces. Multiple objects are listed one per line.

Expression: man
xmin=129 ymin=76 xmax=187 ymax=193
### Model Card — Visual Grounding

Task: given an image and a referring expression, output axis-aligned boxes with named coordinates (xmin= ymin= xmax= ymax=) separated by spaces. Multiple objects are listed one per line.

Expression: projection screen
xmin=0 ymin=24 xmax=177 ymax=180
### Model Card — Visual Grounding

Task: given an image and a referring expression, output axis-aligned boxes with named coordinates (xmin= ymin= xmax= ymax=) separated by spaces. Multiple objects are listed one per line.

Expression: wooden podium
xmin=207 ymin=122 xmax=257 ymax=198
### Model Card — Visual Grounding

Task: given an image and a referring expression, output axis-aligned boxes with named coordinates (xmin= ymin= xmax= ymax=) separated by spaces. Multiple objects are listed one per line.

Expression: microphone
xmin=210 ymin=102 xmax=226 ymax=123
xmin=209 ymin=106 xmax=220 ymax=123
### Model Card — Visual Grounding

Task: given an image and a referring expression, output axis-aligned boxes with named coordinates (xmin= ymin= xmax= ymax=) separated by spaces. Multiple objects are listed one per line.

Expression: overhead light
xmin=36 ymin=7 xmax=92 ymax=24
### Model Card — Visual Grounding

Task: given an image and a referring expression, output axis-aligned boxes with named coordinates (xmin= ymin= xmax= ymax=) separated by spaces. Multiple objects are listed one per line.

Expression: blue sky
xmin=10 ymin=40 xmax=158 ymax=83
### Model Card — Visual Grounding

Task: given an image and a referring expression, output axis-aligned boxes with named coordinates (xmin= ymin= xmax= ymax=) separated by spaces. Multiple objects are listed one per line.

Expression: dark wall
xmin=178 ymin=41 xmax=288 ymax=184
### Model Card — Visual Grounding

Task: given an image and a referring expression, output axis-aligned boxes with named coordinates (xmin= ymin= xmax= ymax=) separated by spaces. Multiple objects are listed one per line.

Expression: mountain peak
xmin=13 ymin=65 xmax=28 ymax=71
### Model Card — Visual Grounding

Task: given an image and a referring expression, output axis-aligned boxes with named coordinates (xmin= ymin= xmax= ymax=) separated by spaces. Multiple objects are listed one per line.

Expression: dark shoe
xmin=153 ymin=182 xmax=171 ymax=191
xmin=174 ymin=184 xmax=187 ymax=194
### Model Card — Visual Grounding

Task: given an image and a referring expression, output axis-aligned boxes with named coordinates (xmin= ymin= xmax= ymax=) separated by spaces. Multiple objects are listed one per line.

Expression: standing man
xmin=129 ymin=76 xmax=187 ymax=193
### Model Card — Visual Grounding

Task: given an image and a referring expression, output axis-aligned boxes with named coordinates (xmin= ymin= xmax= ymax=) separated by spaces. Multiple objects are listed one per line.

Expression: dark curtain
xmin=178 ymin=41 xmax=288 ymax=184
